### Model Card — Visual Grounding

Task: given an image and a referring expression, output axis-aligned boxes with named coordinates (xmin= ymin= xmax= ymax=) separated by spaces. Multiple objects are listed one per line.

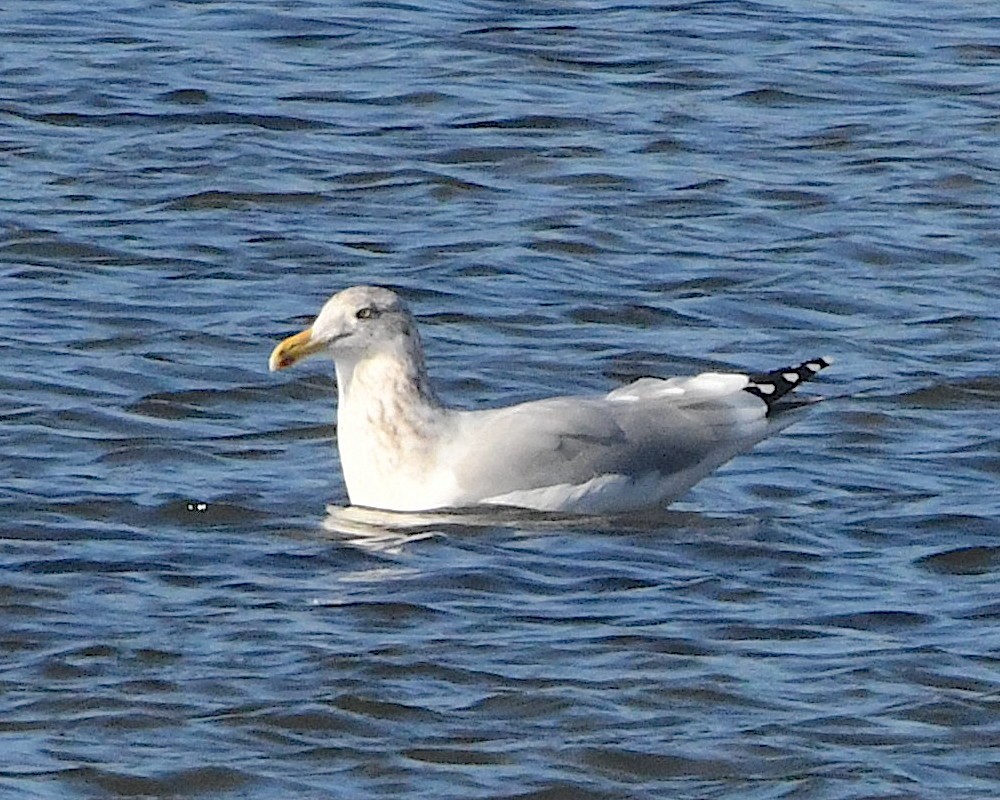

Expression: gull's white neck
xmin=333 ymin=341 xmax=450 ymax=509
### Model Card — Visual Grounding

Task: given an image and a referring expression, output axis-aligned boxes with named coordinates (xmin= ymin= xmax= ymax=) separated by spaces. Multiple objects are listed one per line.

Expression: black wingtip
xmin=743 ymin=356 xmax=833 ymax=414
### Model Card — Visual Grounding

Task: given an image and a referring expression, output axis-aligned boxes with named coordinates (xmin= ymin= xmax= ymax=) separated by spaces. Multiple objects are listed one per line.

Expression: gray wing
xmin=443 ymin=376 xmax=769 ymax=502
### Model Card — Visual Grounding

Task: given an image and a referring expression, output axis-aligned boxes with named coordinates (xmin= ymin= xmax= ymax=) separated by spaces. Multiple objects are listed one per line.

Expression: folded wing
xmin=445 ymin=372 xmax=775 ymax=511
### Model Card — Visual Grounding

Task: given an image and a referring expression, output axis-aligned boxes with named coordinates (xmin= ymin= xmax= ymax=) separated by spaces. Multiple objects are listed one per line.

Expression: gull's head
xmin=269 ymin=285 xmax=416 ymax=372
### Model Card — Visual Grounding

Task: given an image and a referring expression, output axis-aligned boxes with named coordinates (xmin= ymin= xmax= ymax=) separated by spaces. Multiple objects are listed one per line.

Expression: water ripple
xmin=3 ymin=0 xmax=1000 ymax=798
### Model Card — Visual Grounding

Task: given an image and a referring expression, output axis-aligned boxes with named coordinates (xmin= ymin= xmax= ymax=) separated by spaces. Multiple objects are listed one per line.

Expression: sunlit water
xmin=2 ymin=1 xmax=999 ymax=798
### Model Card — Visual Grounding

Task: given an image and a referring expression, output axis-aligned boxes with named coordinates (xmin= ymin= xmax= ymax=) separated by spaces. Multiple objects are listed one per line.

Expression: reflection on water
xmin=321 ymin=502 xmax=711 ymax=553
xmin=322 ymin=505 xmax=452 ymax=552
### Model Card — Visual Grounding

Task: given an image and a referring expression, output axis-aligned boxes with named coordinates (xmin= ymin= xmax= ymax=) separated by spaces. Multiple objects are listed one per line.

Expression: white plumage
xmin=269 ymin=286 xmax=831 ymax=514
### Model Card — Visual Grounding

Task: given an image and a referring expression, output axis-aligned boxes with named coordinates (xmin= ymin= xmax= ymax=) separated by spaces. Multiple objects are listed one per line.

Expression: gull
xmin=269 ymin=286 xmax=831 ymax=514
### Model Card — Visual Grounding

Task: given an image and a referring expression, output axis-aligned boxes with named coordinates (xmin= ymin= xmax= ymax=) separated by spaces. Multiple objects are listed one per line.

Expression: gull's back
xmin=439 ymin=369 xmax=805 ymax=514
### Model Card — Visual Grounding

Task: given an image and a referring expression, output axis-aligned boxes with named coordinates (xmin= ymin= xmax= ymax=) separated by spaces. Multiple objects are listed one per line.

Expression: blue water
xmin=2 ymin=1 xmax=999 ymax=798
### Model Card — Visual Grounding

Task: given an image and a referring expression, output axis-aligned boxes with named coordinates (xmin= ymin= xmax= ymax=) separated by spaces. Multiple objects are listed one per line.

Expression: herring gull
xmin=269 ymin=286 xmax=831 ymax=514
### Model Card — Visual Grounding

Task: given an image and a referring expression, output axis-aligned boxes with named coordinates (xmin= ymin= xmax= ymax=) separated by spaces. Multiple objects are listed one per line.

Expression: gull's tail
xmin=743 ymin=356 xmax=833 ymax=415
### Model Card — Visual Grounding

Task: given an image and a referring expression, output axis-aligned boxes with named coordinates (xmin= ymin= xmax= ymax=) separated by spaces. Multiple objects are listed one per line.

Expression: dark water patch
xmin=528 ymin=237 xmax=613 ymax=258
xmin=321 ymin=600 xmax=446 ymax=627
xmin=336 ymin=168 xmax=422 ymax=187
xmin=398 ymin=566 xmax=525 ymax=595
xmin=153 ymin=499 xmax=271 ymax=529
xmin=501 ymin=784 xmax=610 ymax=800
xmin=898 ymin=377 xmax=1000 ymax=409
xmin=620 ymin=194 xmax=737 ymax=219
xmin=296 ymin=90 xmax=453 ymax=107
xmin=429 ymin=145 xmax=545 ymax=165
xmin=214 ymin=423 xmax=334 ymax=446
xmin=0 ymin=583 xmax=63 ymax=606
xmin=642 ymin=274 xmax=748 ymax=297
xmin=898 ymin=78 xmax=993 ymax=98
xmin=574 ymin=574 xmax=659 ymax=593
xmin=534 ymin=55 xmax=670 ymax=75
xmin=900 ymin=666 xmax=997 ymax=697
xmin=159 ymin=88 xmax=210 ymax=105
xmin=716 ymin=624 xmax=831 ymax=642
xmin=923 ymin=171 xmax=993 ymax=192
xmin=568 ymin=303 xmax=701 ymax=329
xmin=429 ymin=176 xmax=499 ymax=201
xmin=98 ymin=443 xmax=226 ymax=467
xmin=681 ymin=539 xmax=827 ymax=568
xmin=131 ymin=385 xmax=280 ymax=412
xmin=795 ymin=123 xmax=875 ymax=150
xmin=244 ymin=705 xmax=383 ymax=738
xmin=339 ymin=239 xmax=395 ymax=254
xmin=9 ymin=108 xmax=328 ymax=131
xmin=913 ymin=514 xmax=998 ymax=536
xmin=67 ymin=764 xmax=250 ymax=797
xmin=403 ymin=746 xmax=511 ymax=766
xmin=332 ymin=169 xmax=499 ymax=197
xmin=0 ymin=233 xmax=134 ymax=266
xmin=659 ymin=683 xmax=780 ymax=711
xmin=546 ymin=145 xmax=605 ymax=159
xmin=265 ymin=32 xmax=355 ymax=47
xmin=33 ymin=498 xmax=159 ymax=528
xmin=69 ymin=333 xmax=152 ymax=352
xmin=453 ymin=114 xmax=601 ymax=132
xmin=635 ymin=136 xmax=686 ymax=154
xmin=916 ymin=546 xmax=1000 ymax=576
xmin=950 ymin=43 xmax=1000 ymax=64
xmin=817 ymin=610 xmax=934 ymax=632
xmin=896 ymin=697 xmax=996 ymax=729
xmin=470 ymin=692 xmax=575 ymax=719
xmin=734 ymin=87 xmax=829 ymax=106
xmin=581 ymin=747 xmax=737 ymax=780
xmin=20 ymin=557 xmax=172 ymax=576
xmin=127 ymin=395 xmax=237 ymax=422
xmin=589 ymin=634 xmax=716 ymax=657
xmin=164 ymin=190 xmax=327 ymax=211
xmin=333 ymin=693 xmax=446 ymax=724
xmin=464 ymin=24 xmax=579 ymax=37
xmin=96 ymin=710 xmax=186 ymax=732
xmin=509 ymin=612 xmax=620 ymax=627
xmin=134 ymin=647 xmax=184 ymax=667
xmin=547 ymin=172 xmax=637 ymax=190
xmin=747 ymin=188 xmax=831 ymax=209
xmin=421 ymin=310 xmax=487 ymax=327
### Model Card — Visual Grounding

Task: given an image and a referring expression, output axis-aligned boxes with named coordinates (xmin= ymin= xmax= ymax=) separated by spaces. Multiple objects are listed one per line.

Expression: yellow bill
xmin=269 ymin=327 xmax=322 ymax=371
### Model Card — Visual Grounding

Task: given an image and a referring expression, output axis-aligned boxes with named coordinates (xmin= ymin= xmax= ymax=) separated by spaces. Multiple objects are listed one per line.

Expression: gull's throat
xmin=334 ymin=347 xmax=446 ymax=507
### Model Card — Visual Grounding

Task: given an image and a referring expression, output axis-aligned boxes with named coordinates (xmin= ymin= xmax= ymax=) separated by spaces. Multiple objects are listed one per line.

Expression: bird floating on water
xmin=269 ymin=286 xmax=831 ymax=514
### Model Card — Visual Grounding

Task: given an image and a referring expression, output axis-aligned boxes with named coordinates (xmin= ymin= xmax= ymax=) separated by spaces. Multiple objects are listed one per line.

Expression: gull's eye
xmin=355 ymin=307 xmax=376 ymax=320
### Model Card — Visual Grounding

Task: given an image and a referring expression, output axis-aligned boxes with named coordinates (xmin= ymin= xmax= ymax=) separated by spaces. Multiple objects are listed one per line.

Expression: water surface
xmin=2 ymin=1 xmax=999 ymax=798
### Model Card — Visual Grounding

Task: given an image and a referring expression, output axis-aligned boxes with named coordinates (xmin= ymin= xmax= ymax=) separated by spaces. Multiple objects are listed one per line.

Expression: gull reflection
xmin=321 ymin=502 xmax=700 ymax=553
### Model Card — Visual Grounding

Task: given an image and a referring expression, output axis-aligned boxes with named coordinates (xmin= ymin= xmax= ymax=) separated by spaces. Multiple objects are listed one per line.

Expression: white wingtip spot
xmin=805 ymin=362 xmax=821 ymax=372
xmin=756 ymin=383 xmax=776 ymax=395
xmin=782 ymin=372 xmax=800 ymax=383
